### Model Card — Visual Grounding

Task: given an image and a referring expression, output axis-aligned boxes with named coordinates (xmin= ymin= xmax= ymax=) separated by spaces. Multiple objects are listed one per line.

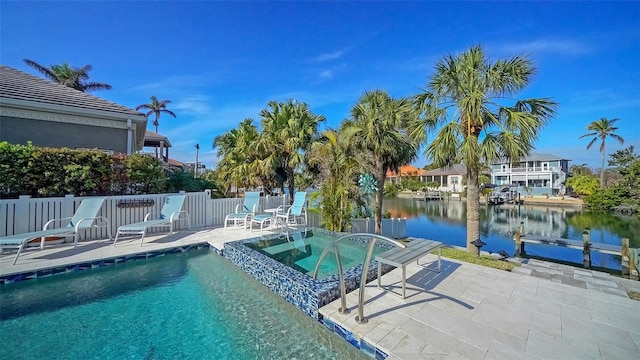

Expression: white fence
xmin=0 ymin=191 xmax=290 ymax=240
xmin=350 ymin=218 xmax=407 ymax=239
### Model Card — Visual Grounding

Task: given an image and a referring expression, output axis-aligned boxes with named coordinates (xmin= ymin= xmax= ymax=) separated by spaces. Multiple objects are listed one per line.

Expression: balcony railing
xmin=496 ymin=167 xmax=558 ymax=173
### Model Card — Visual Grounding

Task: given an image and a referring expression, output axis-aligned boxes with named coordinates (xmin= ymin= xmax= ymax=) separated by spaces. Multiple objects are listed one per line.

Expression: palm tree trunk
xmin=287 ymin=168 xmax=295 ymax=205
xmin=374 ymin=159 xmax=384 ymax=235
xmin=466 ymin=167 xmax=480 ymax=252
xmin=600 ymin=149 xmax=605 ymax=187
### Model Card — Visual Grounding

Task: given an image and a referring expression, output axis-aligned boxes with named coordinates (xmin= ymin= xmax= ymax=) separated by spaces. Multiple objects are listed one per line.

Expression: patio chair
xmin=276 ymin=191 xmax=307 ymax=229
xmin=0 ymin=197 xmax=110 ymax=265
xmin=250 ymin=214 xmax=278 ymax=235
xmin=224 ymin=191 xmax=261 ymax=230
xmin=113 ymin=194 xmax=190 ymax=246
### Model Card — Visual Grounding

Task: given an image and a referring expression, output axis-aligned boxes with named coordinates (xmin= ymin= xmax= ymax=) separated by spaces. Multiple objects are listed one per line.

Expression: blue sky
xmin=2 ymin=1 xmax=638 ymax=170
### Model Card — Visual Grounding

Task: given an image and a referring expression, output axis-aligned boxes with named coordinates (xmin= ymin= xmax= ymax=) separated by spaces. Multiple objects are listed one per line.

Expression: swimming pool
xmin=243 ymin=230 xmax=387 ymax=279
xmin=0 ymin=249 xmax=368 ymax=360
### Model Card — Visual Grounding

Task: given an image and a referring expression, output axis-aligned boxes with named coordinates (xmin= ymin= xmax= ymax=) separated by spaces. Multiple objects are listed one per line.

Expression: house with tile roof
xmin=385 ymin=165 xmax=428 ymax=184
xmin=490 ymin=153 xmax=570 ymax=195
xmin=386 ymin=164 xmax=467 ymax=192
xmin=0 ymin=65 xmax=147 ymax=154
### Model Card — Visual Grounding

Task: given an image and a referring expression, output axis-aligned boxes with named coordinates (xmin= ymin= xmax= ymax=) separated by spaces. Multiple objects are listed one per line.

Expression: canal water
xmin=382 ymin=197 xmax=640 ymax=271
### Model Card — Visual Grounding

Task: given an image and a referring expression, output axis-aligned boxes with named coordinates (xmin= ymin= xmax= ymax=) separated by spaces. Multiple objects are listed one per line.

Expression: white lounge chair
xmin=0 ymin=197 xmax=110 ymax=265
xmin=224 ymin=191 xmax=261 ymax=230
xmin=113 ymin=194 xmax=190 ymax=246
xmin=276 ymin=191 xmax=307 ymax=229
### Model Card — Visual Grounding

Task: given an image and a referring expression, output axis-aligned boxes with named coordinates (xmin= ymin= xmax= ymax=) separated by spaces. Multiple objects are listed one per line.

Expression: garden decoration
xmin=358 ymin=173 xmax=378 ymax=217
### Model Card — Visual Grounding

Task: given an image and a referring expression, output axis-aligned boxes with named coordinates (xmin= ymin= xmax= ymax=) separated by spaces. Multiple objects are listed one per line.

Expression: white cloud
xmin=318 ymin=70 xmax=334 ymax=80
xmin=311 ymin=49 xmax=346 ymax=62
xmin=172 ymin=95 xmax=213 ymax=117
xmin=128 ymin=75 xmax=215 ymax=95
xmin=493 ymin=39 xmax=591 ymax=56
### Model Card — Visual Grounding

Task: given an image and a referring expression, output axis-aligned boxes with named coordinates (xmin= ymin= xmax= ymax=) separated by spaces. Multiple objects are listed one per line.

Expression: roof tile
xmin=0 ymin=65 xmax=143 ymax=117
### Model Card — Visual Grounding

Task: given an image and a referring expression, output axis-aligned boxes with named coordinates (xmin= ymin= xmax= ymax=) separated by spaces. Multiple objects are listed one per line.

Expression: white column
xmin=126 ymin=119 xmax=133 ymax=155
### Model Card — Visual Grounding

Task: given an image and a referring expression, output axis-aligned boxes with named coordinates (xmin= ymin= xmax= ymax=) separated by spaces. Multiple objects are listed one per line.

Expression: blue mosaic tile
xmin=361 ymin=339 xmax=376 ymax=358
xmin=103 ymin=259 xmax=115 ymax=266
xmin=78 ymin=263 xmax=92 ymax=271
xmin=36 ymin=269 xmax=52 ymax=277
xmin=375 ymin=348 xmax=389 ymax=360
xmin=51 ymin=267 xmax=66 ymax=275
xmin=66 ymin=264 xmax=80 ymax=273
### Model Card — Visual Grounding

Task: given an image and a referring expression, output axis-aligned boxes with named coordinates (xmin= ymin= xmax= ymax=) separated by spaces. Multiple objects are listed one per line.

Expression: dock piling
xmin=630 ymin=248 xmax=639 ymax=281
xmin=622 ymin=238 xmax=630 ymax=278
xmin=582 ymin=228 xmax=591 ymax=269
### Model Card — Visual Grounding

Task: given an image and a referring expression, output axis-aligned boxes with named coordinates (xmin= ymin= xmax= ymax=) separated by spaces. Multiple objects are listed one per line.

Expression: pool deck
xmin=2 ymin=227 xmax=639 ymax=360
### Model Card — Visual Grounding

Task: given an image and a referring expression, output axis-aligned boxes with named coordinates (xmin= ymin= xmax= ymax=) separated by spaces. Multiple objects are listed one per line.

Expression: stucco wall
xmin=0 ymin=116 xmax=127 ymax=153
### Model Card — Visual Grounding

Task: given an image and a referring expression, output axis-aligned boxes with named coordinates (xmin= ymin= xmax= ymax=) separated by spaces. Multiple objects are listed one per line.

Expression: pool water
xmin=244 ymin=231 xmax=386 ymax=279
xmin=0 ymin=249 xmax=368 ymax=360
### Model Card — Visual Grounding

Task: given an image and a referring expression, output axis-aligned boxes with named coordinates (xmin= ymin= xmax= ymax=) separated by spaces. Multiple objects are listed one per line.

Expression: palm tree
xmin=579 ymin=118 xmax=624 ymax=187
xmin=136 ymin=96 xmax=176 ymax=133
xmin=213 ymin=119 xmax=266 ymax=194
xmin=259 ymin=100 xmax=325 ymax=202
xmin=344 ymin=90 xmax=418 ymax=234
xmin=569 ymin=163 xmax=592 ymax=176
xmin=23 ymin=59 xmax=112 ymax=92
xmin=307 ymin=128 xmax=365 ymax=231
xmin=412 ymin=45 xmax=557 ymax=252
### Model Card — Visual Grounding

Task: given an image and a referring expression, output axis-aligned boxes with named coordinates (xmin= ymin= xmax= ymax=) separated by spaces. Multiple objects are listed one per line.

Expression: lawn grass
xmin=628 ymin=291 xmax=640 ymax=301
xmin=440 ymin=246 xmax=520 ymax=272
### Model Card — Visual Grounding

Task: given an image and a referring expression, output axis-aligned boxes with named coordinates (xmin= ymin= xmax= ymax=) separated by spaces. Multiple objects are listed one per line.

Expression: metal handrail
xmin=312 ymin=233 xmax=406 ymax=324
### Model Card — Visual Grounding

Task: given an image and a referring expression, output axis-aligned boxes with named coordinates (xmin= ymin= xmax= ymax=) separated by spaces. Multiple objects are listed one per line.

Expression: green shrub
xmin=384 ymin=183 xmax=401 ymax=197
xmin=0 ymin=142 xmax=181 ymax=198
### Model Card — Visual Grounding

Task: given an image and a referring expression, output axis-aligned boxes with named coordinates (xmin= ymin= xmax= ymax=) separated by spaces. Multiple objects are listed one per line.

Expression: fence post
xmin=16 ymin=195 xmax=31 ymax=233
xmin=582 ymin=228 xmax=591 ymax=269
xmin=63 ymin=194 xmax=75 ymax=219
xmin=204 ymin=189 xmax=213 ymax=227
xmin=621 ymin=238 xmax=630 ymax=278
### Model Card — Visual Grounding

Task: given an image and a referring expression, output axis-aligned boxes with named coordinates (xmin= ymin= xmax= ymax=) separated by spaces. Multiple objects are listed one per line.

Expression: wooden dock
xmin=411 ymin=191 xmax=444 ymax=201
xmin=518 ymin=234 xmax=622 ymax=255
xmin=513 ymin=230 xmax=638 ymax=278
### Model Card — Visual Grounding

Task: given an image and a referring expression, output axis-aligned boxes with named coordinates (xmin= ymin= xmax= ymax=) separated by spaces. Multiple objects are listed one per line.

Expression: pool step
xmin=264 ymin=239 xmax=310 ymax=255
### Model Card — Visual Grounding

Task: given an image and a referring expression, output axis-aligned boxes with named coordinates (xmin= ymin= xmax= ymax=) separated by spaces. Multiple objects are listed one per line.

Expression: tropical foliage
xmin=0 ymin=142 xmax=176 ymax=198
xmin=584 ymin=146 xmax=640 ymax=213
xmin=343 ymin=90 xmax=418 ymax=234
xmin=411 ymin=45 xmax=557 ymax=252
xmin=213 ymin=119 xmax=267 ymax=194
xmin=259 ymin=100 xmax=325 ymax=203
xmin=569 ymin=163 xmax=593 ymax=176
xmin=566 ymin=174 xmax=600 ymax=196
xmin=166 ymin=170 xmax=221 ymax=194
xmin=136 ymin=96 xmax=176 ymax=133
xmin=23 ymin=59 xmax=112 ymax=92
xmin=579 ymin=117 xmax=624 ymax=187
xmin=307 ymin=129 xmax=364 ymax=231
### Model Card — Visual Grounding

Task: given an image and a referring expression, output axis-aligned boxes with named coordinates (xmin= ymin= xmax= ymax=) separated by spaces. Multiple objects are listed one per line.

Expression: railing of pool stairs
xmin=311 ymin=233 xmax=406 ymax=324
